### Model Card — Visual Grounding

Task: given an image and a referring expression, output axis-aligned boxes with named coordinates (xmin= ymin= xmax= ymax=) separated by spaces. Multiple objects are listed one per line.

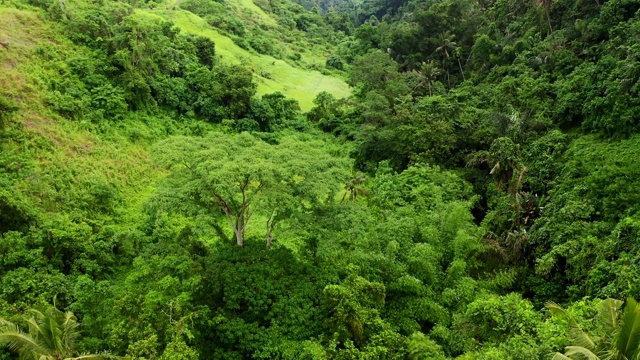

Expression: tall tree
xmin=435 ymin=32 xmax=457 ymax=88
xmin=417 ymin=61 xmax=442 ymax=96
xmin=341 ymin=171 xmax=368 ymax=202
xmin=453 ymin=46 xmax=465 ymax=81
xmin=152 ymin=132 xmax=350 ymax=248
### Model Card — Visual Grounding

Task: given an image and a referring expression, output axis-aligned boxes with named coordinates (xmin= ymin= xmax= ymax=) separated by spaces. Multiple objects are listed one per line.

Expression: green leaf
xmin=616 ymin=298 xmax=640 ymax=359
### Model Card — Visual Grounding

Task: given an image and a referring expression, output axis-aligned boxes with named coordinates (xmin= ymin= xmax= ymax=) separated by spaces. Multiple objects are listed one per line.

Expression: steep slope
xmin=150 ymin=8 xmax=350 ymax=110
xmin=0 ymin=7 xmax=165 ymax=230
xmin=143 ymin=0 xmax=351 ymax=111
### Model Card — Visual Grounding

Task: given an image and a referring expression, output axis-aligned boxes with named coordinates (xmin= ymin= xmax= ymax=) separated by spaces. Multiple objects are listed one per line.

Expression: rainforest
xmin=1 ymin=0 xmax=640 ymax=357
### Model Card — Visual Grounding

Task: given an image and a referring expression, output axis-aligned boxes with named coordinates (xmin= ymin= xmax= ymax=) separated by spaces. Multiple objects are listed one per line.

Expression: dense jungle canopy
xmin=1 ymin=0 xmax=640 ymax=357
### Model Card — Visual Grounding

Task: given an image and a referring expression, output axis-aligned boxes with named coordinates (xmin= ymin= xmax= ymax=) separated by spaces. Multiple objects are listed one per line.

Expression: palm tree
xmin=416 ymin=61 xmax=442 ymax=96
xmin=453 ymin=47 xmax=465 ymax=81
xmin=546 ymin=297 xmax=640 ymax=360
xmin=435 ymin=33 xmax=457 ymax=88
xmin=0 ymin=303 xmax=105 ymax=360
xmin=341 ymin=171 xmax=368 ymax=202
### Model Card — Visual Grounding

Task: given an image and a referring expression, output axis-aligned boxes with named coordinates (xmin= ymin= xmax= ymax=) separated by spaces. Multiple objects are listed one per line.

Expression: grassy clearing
xmin=145 ymin=9 xmax=351 ymax=111
xmin=228 ymin=0 xmax=279 ymax=27
xmin=0 ymin=8 xmax=48 ymax=103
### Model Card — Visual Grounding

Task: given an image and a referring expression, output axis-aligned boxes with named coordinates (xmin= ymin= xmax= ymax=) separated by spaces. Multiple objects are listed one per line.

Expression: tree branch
xmin=214 ymin=194 xmax=237 ymax=234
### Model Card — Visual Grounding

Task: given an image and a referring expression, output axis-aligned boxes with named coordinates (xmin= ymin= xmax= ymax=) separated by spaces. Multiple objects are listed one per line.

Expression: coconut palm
xmin=0 ymin=303 xmax=105 ymax=360
xmin=546 ymin=297 xmax=640 ymax=360
xmin=416 ymin=61 xmax=442 ymax=96
xmin=453 ymin=47 xmax=465 ymax=81
xmin=435 ymin=33 xmax=457 ymax=87
xmin=341 ymin=171 xmax=368 ymax=202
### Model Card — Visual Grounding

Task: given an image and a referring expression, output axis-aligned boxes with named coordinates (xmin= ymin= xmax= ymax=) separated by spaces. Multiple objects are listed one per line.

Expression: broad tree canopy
xmin=152 ymin=132 xmax=350 ymax=247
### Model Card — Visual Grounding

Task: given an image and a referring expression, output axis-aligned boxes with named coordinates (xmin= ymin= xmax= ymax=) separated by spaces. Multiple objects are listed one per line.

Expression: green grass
xmin=228 ymin=0 xmax=279 ymax=27
xmin=142 ymin=9 xmax=351 ymax=111
xmin=0 ymin=7 xmax=170 ymax=228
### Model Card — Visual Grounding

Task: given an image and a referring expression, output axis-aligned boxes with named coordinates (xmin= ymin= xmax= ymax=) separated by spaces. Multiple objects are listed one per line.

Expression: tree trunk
xmin=266 ymin=211 xmax=276 ymax=249
xmin=213 ymin=177 xmax=260 ymax=248
xmin=215 ymin=194 xmax=247 ymax=247
xmin=458 ymin=58 xmax=465 ymax=81
xmin=235 ymin=228 xmax=244 ymax=247
xmin=446 ymin=68 xmax=451 ymax=88
xmin=266 ymin=230 xmax=273 ymax=249
xmin=235 ymin=214 xmax=246 ymax=246
xmin=222 ymin=210 xmax=244 ymax=247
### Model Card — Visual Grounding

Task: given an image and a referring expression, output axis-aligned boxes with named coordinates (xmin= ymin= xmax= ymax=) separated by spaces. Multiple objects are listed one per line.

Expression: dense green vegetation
xmin=2 ymin=0 xmax=640 ymax=356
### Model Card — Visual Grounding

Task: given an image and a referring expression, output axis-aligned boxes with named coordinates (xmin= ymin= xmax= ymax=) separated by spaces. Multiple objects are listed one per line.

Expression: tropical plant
xmin=417 ymin=61 xmax=442 ymax=96
xmin=0 ymin=304 xmax=104 ymax=360
xmin=341 ymin=171 xmax=368 ymax=202
xmin=453 ymin=46 xmax=465 ymax=81
xmin=546 ymin=297 xmax=640 ymax=360
xmin=435 ymin=32 xmax=457 ymax=87
xmin=326 ymin=55 xmax=344 ymax=70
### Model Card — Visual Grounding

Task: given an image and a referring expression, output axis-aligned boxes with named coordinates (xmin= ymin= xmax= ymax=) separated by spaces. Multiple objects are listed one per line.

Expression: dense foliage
xmin=1 ymin=0 xmax=640 ymax=356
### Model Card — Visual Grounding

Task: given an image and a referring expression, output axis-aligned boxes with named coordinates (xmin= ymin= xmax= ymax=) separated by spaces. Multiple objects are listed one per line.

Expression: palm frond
xmin=568 ymin=327 xmax=596 ymax=350
xmin=43 ymin=312 xmax=64 ymax=356
xmin=552 ymin=352 xmax=573 ymax=360
xmin=0 ymin=326 xmax=51 ymax=357
xmin=599 ymin=348 xmax=622 ymax=360
xmin=597 ymin=298 xmax=623 ymax=335
xmin=25 ymin=314 xmax=44 ymax=337
xmin=61 ymin=311 xmax=80 ymax=354
xmin=546 ymin=301 xmax=568 ymax=318
xmin=616 ymin=297 xmax=640 ymax=359
xmin=27 ymin=309 xmax=46 ymax=321
xmin=564 ymin=346 xmax=600 ymax=360
xmin=2 ymin=305 xmax=99 ymax=360
xmin=67 ymin=354 xmax=106 ymax=360
xmin=0 ymin=319 xmax=17 ymax=331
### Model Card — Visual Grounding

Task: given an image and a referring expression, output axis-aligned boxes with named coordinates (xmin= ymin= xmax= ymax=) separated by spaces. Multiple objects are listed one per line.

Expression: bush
xmin=249 ymin=35 xmax=276 ymax=55
xmin=325 ymin=55 xmax=344 ymax=70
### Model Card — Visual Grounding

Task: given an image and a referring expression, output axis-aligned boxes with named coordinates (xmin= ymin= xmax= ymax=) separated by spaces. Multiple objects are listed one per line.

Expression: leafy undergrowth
xmin=0 ymin=6 xmax=192 ymax=243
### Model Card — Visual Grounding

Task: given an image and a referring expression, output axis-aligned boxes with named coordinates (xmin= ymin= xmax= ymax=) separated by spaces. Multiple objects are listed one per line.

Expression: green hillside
xmin=153 ymin=8 xmax=350 ymax=110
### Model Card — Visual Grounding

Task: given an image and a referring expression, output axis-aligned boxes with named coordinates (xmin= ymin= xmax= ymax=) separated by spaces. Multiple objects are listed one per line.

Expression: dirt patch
xmin=72 ymin=143 xmax=94 ymax=155
xmin=2 ymin=60 xmax=16 ymax=69
xmin=21 ymin=110 xmax=55 ymax=134
xmin=0 ymin=9 xmax=45 ymax=51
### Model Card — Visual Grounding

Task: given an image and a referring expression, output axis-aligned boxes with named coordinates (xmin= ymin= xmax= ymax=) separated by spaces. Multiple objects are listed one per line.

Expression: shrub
xmin=326 ymin=55 xmax=344 ymax=70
